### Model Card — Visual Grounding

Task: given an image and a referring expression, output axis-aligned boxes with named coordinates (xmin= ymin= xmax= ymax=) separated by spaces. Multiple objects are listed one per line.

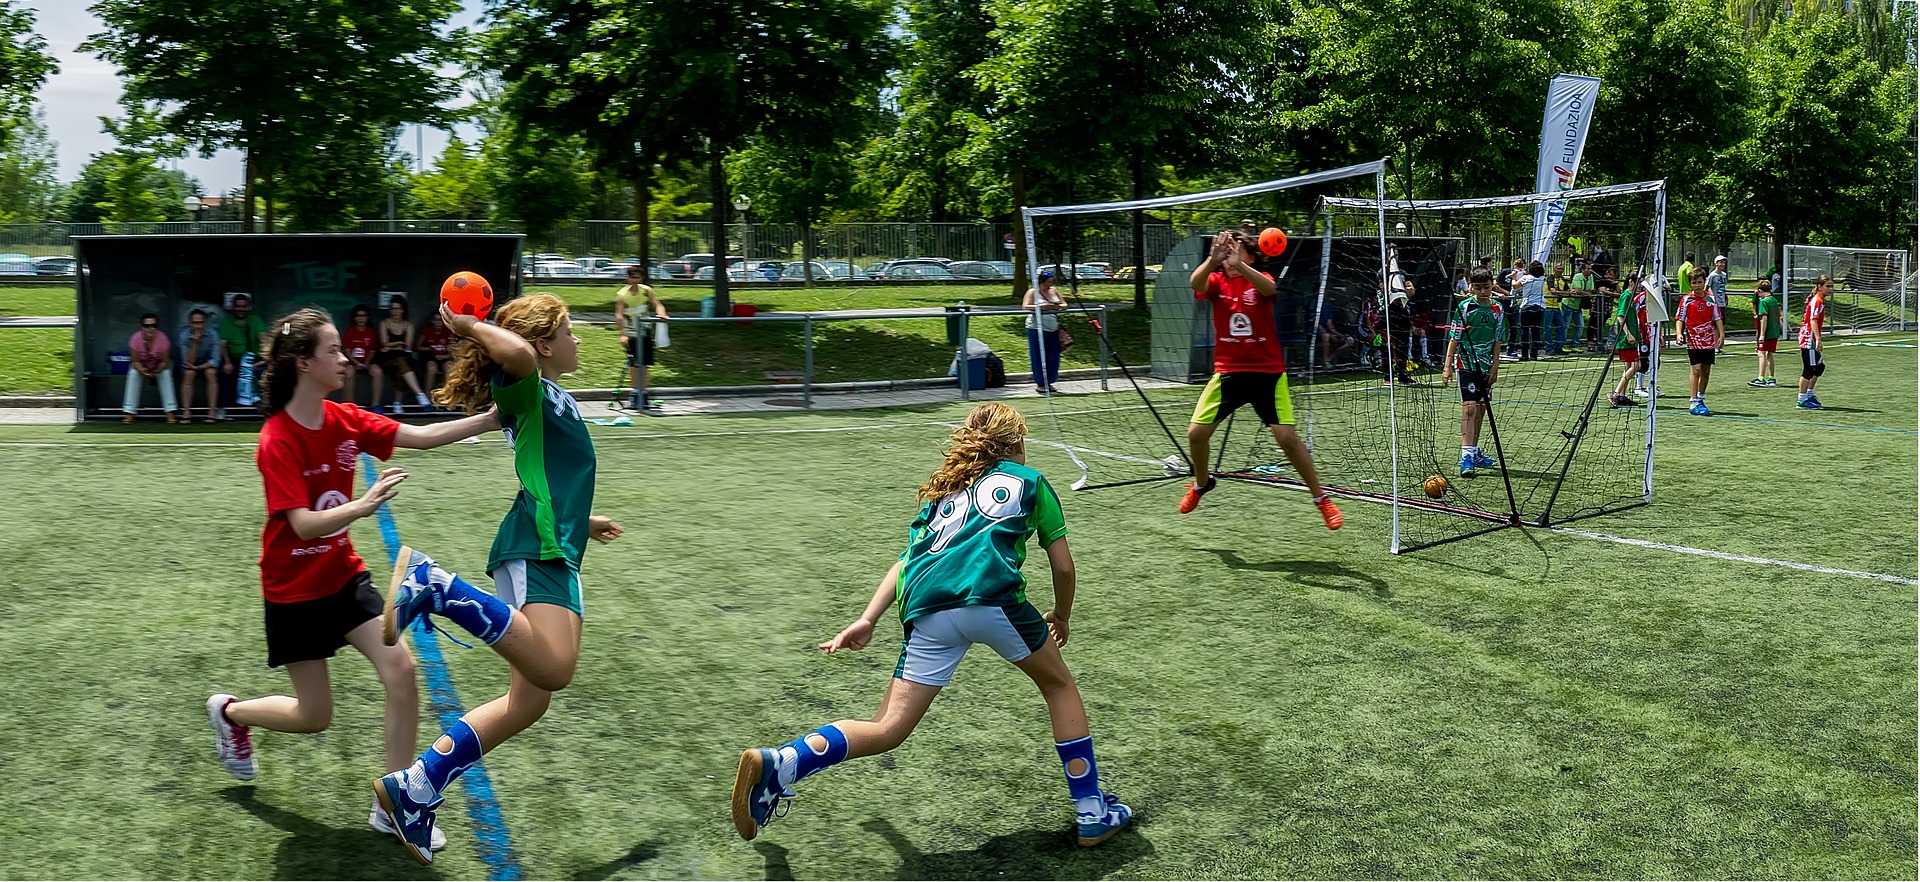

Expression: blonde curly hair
xmin=919 ymin=402 xmax=1027 ymax=500
xmin=433 ymin=293 xmax=571 ymax=413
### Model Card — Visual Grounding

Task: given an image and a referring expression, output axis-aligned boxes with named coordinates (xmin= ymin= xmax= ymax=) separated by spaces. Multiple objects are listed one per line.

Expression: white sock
xmin=1075 ymin=794 xmax=1107 ymax=819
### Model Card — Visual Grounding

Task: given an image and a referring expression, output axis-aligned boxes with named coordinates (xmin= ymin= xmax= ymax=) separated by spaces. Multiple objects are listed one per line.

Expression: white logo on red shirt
xmin=315 ymin=489 xmax=350 ymax=537
xmin=335 ymin=440 xmax=359 ymax=466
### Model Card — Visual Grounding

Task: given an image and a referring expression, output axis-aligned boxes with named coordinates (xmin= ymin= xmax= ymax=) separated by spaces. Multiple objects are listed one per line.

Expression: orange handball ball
xmin=1258 ymin=227 xmax=1288 ymax=258
xmin=1422 ymin=474 xmax=1448 ymax=499
xmin=441 ymin=271 xmax=494 ymax=321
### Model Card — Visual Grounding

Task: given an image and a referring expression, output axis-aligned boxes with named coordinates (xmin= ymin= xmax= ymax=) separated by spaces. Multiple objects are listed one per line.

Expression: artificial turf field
xmin=0 ymin=337 xmax=1913 ymax=880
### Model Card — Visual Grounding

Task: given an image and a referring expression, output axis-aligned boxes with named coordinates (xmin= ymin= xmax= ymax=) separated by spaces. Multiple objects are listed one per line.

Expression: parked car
xmin=532 ymin=261 xmax=591 ymax=278
xmin=576 ymin=256 xmax=615 ymax=274
xmin=0 ymin=254 xmax=35 ymax=276
xmin=34 ymin=256 xmax=76 ymax=276
xmin=694 ymin=265 xmax=752 ymax=281
xmin=1036 ymin=263 xmax=1110 ymax=280
xmin=779 ymin=261 xmax=869 ymax=281
xmin=884 ymin=263 xmax=957 ymax=280
xmin=602 ymin=261 xmax=672 ymax=280
xmin=946 ymin=260 xmax=1015 ymax=280
xmin=532 ymin=252 xmax=569 ymax=263
xmin=662 ymin=253 xmax=745 ymax=278
xmin=1111 ymin=264 xmax=1161 ymax=281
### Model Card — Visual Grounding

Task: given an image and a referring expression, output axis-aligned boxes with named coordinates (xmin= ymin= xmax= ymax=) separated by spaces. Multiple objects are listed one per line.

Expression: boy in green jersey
xmin=731 ymin=402 xmax=1133 ymax=848
xmin=1440 ymin=268 xmax=1506 ymax=478
xmin=1748 ymin=280 xmax=1783 ymax=387
xmin=376 ymin=294 xmax=627 ymax=864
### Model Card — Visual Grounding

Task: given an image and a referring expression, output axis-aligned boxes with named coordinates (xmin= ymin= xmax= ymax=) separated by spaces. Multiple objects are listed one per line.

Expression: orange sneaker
xmin=1177 ymin=479 xmax=1216 ymax=514
xmin=1315 ymin=495 xmax=1343 ymax=530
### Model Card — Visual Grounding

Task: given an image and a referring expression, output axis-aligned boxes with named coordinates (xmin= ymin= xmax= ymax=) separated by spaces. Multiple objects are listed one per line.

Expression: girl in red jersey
xmin=204 ymin=308 xmax=496 ymax=850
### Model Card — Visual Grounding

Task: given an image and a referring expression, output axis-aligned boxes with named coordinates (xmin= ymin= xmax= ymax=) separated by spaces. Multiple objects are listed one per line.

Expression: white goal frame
xmin=1782 ymin=244 xmax=1911 ymax=335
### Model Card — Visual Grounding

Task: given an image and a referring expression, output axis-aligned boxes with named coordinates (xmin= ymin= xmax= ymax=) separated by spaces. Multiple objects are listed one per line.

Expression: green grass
xmin=0 ymin=339 xmax=1912 ymax=879
xmin=0 ymin=284 xmax=76 ymax=317
xmin=0 ymin=328 xmax=73 ymax=394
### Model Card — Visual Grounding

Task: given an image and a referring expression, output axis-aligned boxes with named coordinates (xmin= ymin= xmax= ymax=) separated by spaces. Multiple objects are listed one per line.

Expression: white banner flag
xmin=1530 ymin=74 xmax=1602 ymax=267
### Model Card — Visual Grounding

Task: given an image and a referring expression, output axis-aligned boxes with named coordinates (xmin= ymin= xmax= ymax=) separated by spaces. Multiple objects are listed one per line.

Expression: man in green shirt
xmin=1568 ymin=263 xmax=1596 ymax=351
xmin=218 ymin=294 xmax=267 ymax=417
xmin=1749 ymin=280 xmax=1784 ymax=387
xmin=1441 ymin=268 xmax=1506 ymax=478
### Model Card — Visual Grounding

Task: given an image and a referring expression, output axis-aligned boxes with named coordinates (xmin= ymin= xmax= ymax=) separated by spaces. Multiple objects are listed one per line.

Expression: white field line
xmin=1551 ymin=527 xmax=1917 ymax=586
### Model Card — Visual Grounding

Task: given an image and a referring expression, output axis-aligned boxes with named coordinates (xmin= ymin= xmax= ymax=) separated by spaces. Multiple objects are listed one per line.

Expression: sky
xmin=28 ymin=0 xmax=487 ymax=194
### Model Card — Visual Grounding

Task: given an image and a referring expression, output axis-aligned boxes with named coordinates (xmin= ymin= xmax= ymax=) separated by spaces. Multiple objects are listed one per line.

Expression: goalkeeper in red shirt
xmin=1177 ymin=230 xmax=1342 ymax=530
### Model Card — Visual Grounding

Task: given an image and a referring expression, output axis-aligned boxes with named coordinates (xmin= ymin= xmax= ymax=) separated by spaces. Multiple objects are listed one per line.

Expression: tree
xmin=865 ymin=0 xmax=1000 ymax=223
xmin=0 ymin=109 xmax=58 ymax=223
xmin=1584 ymin=0 xmax=1751 ymax=226
xmin=412 ymin=133 xmax=492 ymax=218
xmin=1721 ymin=11 xmax=1908 ymax=268
xmin=0 ymin=1 xmax=55 ymax=150
xmin=84 ymin=0 xmax=463 ymax=232
xmin=574 ymin=0 xmax=894 ymax=313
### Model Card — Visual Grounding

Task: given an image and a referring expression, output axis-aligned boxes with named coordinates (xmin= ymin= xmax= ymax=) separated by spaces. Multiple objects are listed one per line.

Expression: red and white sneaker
xmin=1315 ymin=495 xmax=1343 ymax=531
xmin=1177 ymin=479 xmax=1216 ymax=514
xmin=206 ymin=694 xmax=257 ymax=780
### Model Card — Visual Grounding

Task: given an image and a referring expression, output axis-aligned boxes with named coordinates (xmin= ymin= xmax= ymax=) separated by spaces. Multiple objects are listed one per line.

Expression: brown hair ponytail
xmin=258 ymin=308 xmax=334 ymax=417
xmin=918 ymin=402 xmax=1027 ymax=500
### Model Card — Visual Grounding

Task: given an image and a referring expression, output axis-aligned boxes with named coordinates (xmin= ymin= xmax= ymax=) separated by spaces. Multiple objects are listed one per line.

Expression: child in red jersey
xmin=1177 ymin=230 xmax=1341 ymax=530
xmin=340 ymin=304 xmax=379 ymax=406
xmin=203 ymin=308 xmax=496 ymax=850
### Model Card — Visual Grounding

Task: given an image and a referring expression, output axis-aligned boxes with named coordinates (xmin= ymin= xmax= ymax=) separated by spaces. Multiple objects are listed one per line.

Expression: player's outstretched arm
xmin=442 ymin=302 xmax=538 ymax=380
xmin=1042 ymin=537 xmax=1075 ymax=647
xmin=285 ymin=467 xmax=407 ymax=539
xmin=394 ymin=407 xmax=499 ymax=449
xmin=820 ymin=560 xmax=903 ymax=654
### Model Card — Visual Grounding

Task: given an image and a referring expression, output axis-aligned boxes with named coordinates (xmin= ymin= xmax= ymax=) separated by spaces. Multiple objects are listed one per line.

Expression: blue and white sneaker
xmin=731 ymin=748 xmax=795 ymax=841
xmin=370 ymin=802 xmax=447 ymax=852
xmin=1798 ymin=396 xmax=1822 ymax=409
xmin=375 ymin=768 xmax=441 ymax=865
xmin=1458 ymin=454 xmax=1476 ymax=479
xmin=384 ymin=546 xmax=450 ymax=645
xmin=1076 ymin=792 xmax=1134 ymax=847
xmin=1689 ymin=402 xmax=1711 ymax=416
xmin=1470 ymin=451 xmax=1498 ymax=470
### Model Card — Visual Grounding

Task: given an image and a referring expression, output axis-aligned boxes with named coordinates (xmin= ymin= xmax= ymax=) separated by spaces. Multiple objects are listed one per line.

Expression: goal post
xmin=1782 ymin=244 xmax=1911 ymax=335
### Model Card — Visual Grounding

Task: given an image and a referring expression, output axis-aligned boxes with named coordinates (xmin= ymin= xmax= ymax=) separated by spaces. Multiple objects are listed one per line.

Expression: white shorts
xmin=893 ymin=603 xmax=1049 ymax=687
xmin=488 ymin=558 xmax=584 ymax=616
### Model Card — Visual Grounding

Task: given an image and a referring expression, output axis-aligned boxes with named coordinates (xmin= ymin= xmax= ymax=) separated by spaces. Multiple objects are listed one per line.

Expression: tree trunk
xmin=710 ymin=151 xmax=731 ymax=316
xmin=242 ymin=145 xmax=255 ymax=234
xmin=1131 ymin=147 xmax=1146 ymax=311
xmin=802 ymin=223 xmax=814 ymax=286
xmin=1011 ymin=164 xmax=1030 ymax=300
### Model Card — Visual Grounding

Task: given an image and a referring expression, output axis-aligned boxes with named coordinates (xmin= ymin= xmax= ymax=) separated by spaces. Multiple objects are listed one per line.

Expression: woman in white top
xmin=1023 ymin=270 xmax=1068 ymax=393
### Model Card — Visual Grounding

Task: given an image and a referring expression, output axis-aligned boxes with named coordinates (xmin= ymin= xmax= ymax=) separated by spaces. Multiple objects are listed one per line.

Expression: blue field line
xmin=362 ymin=455 xmax=526 ymax=881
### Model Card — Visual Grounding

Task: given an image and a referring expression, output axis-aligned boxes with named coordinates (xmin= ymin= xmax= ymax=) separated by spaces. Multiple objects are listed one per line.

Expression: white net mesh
xmin=1783 ymin=245 xmax=1912 ymax=335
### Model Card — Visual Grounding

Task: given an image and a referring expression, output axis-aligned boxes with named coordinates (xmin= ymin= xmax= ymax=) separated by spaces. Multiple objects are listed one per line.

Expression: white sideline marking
xmin=1551 ymin=527 xmax=1918 ymax=586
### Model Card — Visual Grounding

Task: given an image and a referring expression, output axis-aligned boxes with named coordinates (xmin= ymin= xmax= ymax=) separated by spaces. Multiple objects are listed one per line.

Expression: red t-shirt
xmin=1677 ymin=293 xmax=1719 ymax=349
xmin=419 ymin=323 xmax=453 ymax=357
xmin=341 ymin=324 xmax=377 ymax=362
xmin=256 ymin=400 xmax=400 ymax=603
xmin=1195 ymin=270 xmax=1286 ymax=373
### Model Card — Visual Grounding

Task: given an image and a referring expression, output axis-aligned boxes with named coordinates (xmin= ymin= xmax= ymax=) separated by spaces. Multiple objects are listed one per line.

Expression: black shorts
xmin=624 ymin=333 xmax=656 ymax=367
xmin=375 ymin=350 xmax=415 ymax=375
xmin=1801 ymin=348 xmax=1825 ymax=378
xmin=1688 ymin=348 xmax=1716 ymax=366
xmin=1458 ymin=370 xmax=1491 ymax=403
xmin=263 ymin=571 xmax=382 ymax=668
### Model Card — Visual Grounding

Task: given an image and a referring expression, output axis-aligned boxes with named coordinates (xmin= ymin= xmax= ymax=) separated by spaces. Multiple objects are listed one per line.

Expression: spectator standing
xmin=1591 ymin=240 xmax=1616 ymax=278
xmin=1024 ymin=269 xmax=1067 ymax=393
xmin=1674 ymin=251 xmax=1696 ymax=311
xmin=615 ymin=266 xmax=669 ymax=410
xmin=178 ymin=308 xmax=223 ymax=424
xmin=1706 ymin=255 xmax=1730 ymax=351
xmin=219 ymin=294 xmax=267 ymax=419
xmin=1515 ymin=260 xmax=1547 ymax=360
xmin=1569 ymin=262 xmax=1595 ymax=351
xmin=340 ymin=305 xmax=379 ymax=405
xmin=1544 ymin=262 xmax=1569 ymax=356
xmin=123 ymin=312 xmax=177 ymax=424
xmin=1453 ymin=267 xmax=1469 ymax=298
xmin=1769 ymin=265 xmax=1784 ymax=305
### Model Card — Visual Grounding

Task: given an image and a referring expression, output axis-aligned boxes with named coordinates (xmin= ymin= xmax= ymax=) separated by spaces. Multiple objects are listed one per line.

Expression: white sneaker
xmin=1631 ymin=388 xmax=1648 ymax=398
xmin=371 ymin=803 xmax=448 ymax=851
xmin=415 ymin=392 xmax=431 ymax=409
xmin=215 ymin=408 xmax=227 ymax=420
xmin=205 ymin=694 xmax=257 ymax=780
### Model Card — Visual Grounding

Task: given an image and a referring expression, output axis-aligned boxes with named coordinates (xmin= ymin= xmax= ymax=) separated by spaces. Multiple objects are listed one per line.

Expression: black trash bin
xmin=944 ymin=301 xmax=969 ymax=347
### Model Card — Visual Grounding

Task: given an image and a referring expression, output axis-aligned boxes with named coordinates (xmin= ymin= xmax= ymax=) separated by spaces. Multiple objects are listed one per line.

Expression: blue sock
xmin=409 ymin=720 xmax=483 ymax=805
xmin=438 ymin=573 xmax=514 ymax=645
xmin=774 ymin=725 xmax=848 ymax=788
xmin=1055 ymin=736 xmax=1104 ymax=816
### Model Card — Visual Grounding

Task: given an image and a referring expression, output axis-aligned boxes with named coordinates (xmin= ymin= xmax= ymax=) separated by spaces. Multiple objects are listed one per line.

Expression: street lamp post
xmin=184 ymin=196 xmax=203 ymax=234
xmin=732 ymin=194 xmax=751 ymax=271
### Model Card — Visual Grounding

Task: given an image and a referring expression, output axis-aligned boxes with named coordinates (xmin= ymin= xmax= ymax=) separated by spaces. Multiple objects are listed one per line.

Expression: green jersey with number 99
xmin=896 ymin=461 xmax=1067 ymax=627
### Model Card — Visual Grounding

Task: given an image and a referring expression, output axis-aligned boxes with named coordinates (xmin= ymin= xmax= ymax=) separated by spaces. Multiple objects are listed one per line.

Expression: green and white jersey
xmin=1449 ymin=298 xmax=1506 ymax=373
xmin=1757 ymin=294 xmax=1783 ymax=340
xmin=488 ymin=370 xmax=597 ymax=572
xmin=896 ymin=461 xmax=1067 ymax=627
